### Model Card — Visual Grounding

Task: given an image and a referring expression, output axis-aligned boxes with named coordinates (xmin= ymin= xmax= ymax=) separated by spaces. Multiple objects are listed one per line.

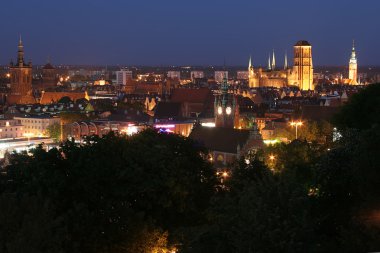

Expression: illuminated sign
xmin=154 ymin=124 xmax=175 ymax=129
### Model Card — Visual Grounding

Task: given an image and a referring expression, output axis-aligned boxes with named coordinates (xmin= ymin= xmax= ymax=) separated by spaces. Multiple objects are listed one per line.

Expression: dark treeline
xmin=1 ymin=84 xmax=380 ymax=252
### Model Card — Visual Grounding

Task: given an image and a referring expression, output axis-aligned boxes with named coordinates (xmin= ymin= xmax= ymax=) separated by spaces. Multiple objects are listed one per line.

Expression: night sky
xmin=0 ymin=0 xmax=379 ymax=66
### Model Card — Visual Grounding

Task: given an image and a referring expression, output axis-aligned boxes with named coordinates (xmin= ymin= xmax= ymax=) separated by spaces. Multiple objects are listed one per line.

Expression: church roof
xmin=295 ymin=40 xmax=311 ymax=46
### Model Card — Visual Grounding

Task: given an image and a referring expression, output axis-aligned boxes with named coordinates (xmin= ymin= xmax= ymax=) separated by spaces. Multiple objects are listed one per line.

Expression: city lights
xmin=290 ymin=120 xmax=303 ymax=139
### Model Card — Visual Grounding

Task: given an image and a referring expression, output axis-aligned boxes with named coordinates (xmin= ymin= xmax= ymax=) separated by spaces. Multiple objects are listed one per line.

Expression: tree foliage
xmin=0 ymin=130 xmax=215 ymax=253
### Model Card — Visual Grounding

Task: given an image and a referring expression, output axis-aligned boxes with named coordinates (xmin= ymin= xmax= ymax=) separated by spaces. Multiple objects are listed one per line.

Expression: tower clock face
xmin=218 ymin=106 xmax=223 ymax=115
xmin=226 ymin=106 xmax=232 ymax=115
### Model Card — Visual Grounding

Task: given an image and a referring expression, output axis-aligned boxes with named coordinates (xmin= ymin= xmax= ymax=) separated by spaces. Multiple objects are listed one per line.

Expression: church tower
xmin=293 ymin=40 xmax=314 ymax=90
xmin=42 ymin=58 xmax=57 ymax=90
xmin=349 ymin=40 xmax=358 ymax=85
xmin=8 ymin=37 xmax=35 ymax=104
xmin=248 ymin=56 xmax=258 ymax=88
xmin=215 ymin=74 xmax=239 ymax=128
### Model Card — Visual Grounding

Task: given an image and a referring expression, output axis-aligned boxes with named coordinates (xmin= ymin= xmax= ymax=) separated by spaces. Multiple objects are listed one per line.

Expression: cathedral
xmin=7 ymin=37 xmax=36 ymax=104
xmin=248 ymin=40 xmax=314 ymax=91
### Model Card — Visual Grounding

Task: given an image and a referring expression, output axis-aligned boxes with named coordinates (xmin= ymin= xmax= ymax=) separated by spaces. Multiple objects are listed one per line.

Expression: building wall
xmin=0 ymin=119 xmax=24 ymax=139
xmin=14 ymin=117 xmax=60 ymax=137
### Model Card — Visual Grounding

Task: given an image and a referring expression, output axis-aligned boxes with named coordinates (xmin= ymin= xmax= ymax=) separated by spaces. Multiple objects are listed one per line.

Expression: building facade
xmin=116 ymin=70 xmax=133 ymax=86
xmin=14 ymin=116 xmax=60 ymax=137
xmin=0 ymin=119 xmax=24 ymax=139
xmin=215 ymin=71 xmax=228 ymax=83
xmin=167 ymin=71 xmax=181 ymax=80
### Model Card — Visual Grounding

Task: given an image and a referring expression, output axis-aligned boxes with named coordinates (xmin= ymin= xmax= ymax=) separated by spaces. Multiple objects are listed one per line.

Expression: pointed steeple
xmin=271 ymin=49 xmax=276 ymax=70
xmin=17 ymin=35 xmax=25 ymax=66
xmin=248 ymin=55 xmax=252 ymax=70
xmin=268 ymin=53 xmax=271 ymax=70
xmin=350 ymin=39 xmax=357 ymax=60
xmin=284 ymin=51 xmax=288 ymax=70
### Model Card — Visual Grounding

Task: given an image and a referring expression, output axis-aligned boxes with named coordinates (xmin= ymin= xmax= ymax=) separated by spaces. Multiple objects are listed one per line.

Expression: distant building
xmin=190 ymin=71 xmax=204 ymax=81
xmin=349 ymin=41 xmax=358 ymax=85
xmin=167 ymin=71 xmax=181 ymax=80
xmin=7 ymin=37 xmax=35 ymax=104
xmin=116 ymin=69 xmax=133 ymax=86
xmin=214 ymin=71 xmax=228 ymax=83
xmin=237 ymin=71 xmax=249 ymax=80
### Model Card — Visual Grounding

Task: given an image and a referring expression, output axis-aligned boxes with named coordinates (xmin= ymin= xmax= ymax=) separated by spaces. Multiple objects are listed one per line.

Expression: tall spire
xmin=17 ymin=35 xmax=24 ymax=66
xmin=248 ymin=55 xmax=252 ymax=70
xmin=284 ymin=51 xmax=288 ymax=70
xmin=351 ymin=39 xmax=356 ymax=59
xmin=271 ymin=49 xmax=276 ymax=70
xmin=350 ymin=39 xmax=357 ymax=63
xmin=268 ymin=53 xmax=271 ymax=70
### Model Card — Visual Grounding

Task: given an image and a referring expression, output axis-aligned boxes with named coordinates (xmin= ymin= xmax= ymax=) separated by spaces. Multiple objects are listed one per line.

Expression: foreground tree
xmin=0 ymin=129 xmax=216 ymax=253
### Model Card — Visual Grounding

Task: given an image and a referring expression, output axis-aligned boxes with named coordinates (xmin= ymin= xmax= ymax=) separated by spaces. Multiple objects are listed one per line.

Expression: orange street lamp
xmin=269 ymin=154 xmax=275 ymax=161
xmin=290 ymin=121 xmax=303 ymax=139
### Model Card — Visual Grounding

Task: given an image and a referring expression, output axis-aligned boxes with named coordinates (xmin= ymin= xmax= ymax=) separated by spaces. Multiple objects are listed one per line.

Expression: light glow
xmin=201 ymin=122 xmax=216 ymax=128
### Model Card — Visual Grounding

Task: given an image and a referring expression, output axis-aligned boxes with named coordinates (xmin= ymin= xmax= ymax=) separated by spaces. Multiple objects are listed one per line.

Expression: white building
xmin=0 ymin=119 xmax=24 ymax=139
xmin=116 ymin=70 xmax=133 ymax=86
xmin=167 ymin=71 xmax=181 ymax=80
xmin=214 ymin=71 xmax=228 ymax=83
xmin=14 ymin=116 xmax=60 ymax=137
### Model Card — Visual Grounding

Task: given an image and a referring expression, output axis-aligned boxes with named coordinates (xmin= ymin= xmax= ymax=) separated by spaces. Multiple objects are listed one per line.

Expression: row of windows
xmin=2 ymin=128 xmax=20 ymax=132
xmin=21 ymin=119 xmax=48 ymax=123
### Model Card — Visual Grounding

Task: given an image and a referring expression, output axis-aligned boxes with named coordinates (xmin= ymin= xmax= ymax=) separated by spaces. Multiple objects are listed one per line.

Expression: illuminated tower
xmin=248 ymin=56 xmax=258 ymax=88
xmin=8 ymin=36 xmax=35 ymax=104
xmin=214 ymin=74 xmax=239 ymax=128
xmin=349 ymin=40 xmax=358 ymax=85
xmin=293 ymin=40 xmax=314 ymax=90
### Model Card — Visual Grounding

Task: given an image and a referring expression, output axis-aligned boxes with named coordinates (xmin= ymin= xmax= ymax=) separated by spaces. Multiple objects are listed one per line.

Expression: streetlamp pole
xmin=290 ymin=121 xmax=303 ymax=140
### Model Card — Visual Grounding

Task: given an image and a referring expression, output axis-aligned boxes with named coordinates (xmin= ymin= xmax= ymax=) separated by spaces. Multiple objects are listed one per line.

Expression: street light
xmin=290 ymin=121 xmax=303 ymax=139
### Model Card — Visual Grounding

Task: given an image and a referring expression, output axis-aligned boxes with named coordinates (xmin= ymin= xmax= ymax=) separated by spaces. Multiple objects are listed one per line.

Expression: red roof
xmin=171 ymin=88 xmax=212 ymax=104
xmin=40 ymin=91 xmax=87 ymax=104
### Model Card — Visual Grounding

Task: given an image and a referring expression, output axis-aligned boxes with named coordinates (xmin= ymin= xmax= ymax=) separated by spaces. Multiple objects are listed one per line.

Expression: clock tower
xmin=214 ymin=74 xmax=239 ymax=128
xmin=349 ymin=40 xmax=358 ymax=85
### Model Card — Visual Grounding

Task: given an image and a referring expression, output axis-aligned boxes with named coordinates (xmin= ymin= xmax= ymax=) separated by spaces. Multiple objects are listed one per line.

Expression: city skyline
xmin=0 ymin=0 xmax=379 ymax=66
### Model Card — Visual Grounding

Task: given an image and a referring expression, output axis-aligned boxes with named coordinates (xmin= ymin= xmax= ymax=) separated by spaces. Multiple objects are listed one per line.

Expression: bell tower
xmin=8 ymin=36 xmax=34 ymax=104
xmin=293 ymin=40 xmax=314 ymax=90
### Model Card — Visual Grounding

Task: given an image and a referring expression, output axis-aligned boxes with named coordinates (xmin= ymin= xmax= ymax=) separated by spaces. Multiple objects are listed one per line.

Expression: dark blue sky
xmin=0 ymin=0 xmax=379 ymax=66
